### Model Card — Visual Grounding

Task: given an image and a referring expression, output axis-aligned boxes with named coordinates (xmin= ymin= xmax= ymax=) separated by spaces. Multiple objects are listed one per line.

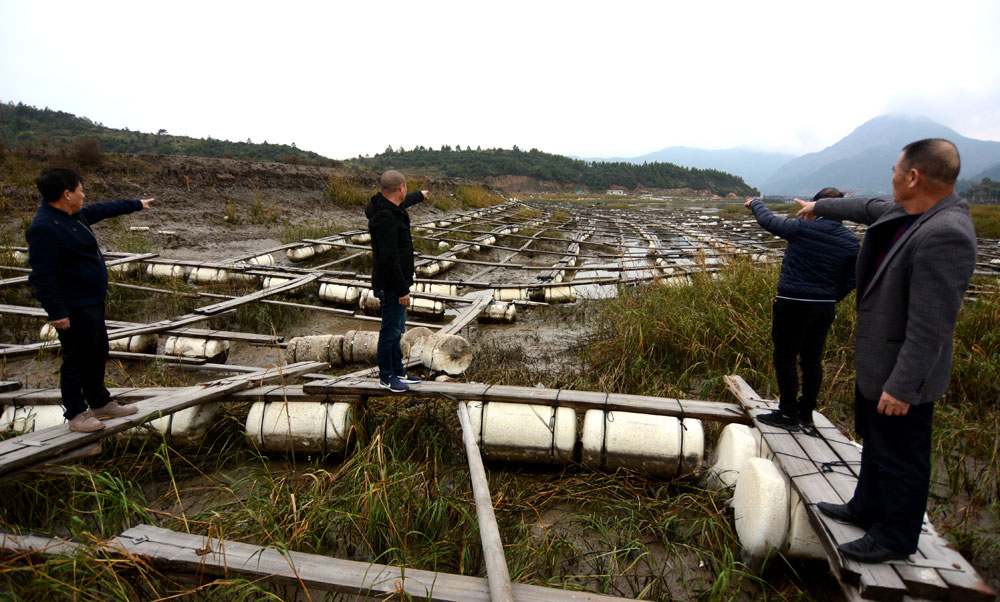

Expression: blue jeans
xmin=375 ymin=290 xmax=406 ymax=379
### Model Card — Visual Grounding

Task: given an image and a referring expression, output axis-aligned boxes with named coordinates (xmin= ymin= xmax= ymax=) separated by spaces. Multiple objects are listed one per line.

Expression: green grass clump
xmin=454 ymin=184 xmax=503 ymax=209
xmin=970 ymin=204 xmax=1000 ymax=238
xmin=323 ymin=176 xmax=370 ymax=208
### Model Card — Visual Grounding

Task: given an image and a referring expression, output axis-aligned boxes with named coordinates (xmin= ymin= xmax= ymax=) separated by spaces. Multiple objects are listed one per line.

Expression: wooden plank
xmin=724 ymin=375 xmax=908 ymax=601
xmin=0 ymin=531 xmax=80 ymax=557
xmin=304 ymin=378 xmax=751 ymax=425
xmin=0 ymin=362 xmax=326 ymax=478
xmin=0 ymin=385 xmax=331 ymax=405
xmin=0 ymin=382 xmax=21 ymax=393
xmin=111 ymin=524 xmax=634 ymax=602
xmin=194 ymin=273 xmax=319 ymax=315
xmin=457 ymin=402 xmax=515 ymax=602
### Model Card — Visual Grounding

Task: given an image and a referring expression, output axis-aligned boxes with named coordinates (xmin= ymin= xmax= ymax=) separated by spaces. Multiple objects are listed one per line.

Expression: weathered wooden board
xmin=305 ymin=378 xmax=751 ymax=425
xmin=111 ymin=524 xmax=635 ymax=602
xmin=0 ymin=385 xmax=333 ymax=405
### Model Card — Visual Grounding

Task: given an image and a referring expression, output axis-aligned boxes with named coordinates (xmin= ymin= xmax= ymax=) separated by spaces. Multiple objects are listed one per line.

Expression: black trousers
xmin=771 ymin=298 xmax=836 ymax=418
xmin=55 ymin=304 xmax=112 ymax=420
xmin=847 ymin=388 xmax=934 ymax=554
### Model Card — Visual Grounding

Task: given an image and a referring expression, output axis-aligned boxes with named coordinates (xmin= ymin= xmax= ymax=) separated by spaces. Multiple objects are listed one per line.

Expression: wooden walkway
xmin=0 ymin=361 xmax=327 ymax=480
xmin=725 ymin=375 xmax=995 ymax=602
xmin=0 ymin=525 xmax=633 ymax=601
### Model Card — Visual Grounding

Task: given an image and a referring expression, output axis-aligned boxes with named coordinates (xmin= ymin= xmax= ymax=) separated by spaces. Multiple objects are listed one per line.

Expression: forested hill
xmin=0 ymin=101 xmax=331 ymax=165
xmin=349 ymin=146 xmax=758 ymax=196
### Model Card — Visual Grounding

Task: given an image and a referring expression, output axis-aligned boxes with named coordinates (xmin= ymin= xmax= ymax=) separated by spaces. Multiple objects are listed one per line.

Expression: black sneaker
xmin=799 ymin=414 xmax=819 ymax=436
xmin=379 ymin=376 xmax=408 ymax=393
xmin=395 ymin=371 xmax=421 ymax=384
xmin=756 ymin=409 xmax=800 ymax=431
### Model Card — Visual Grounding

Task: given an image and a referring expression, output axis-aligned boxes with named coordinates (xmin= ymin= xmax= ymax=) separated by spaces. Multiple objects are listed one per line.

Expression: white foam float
xmin=358 ymin=288 xmax=382 ymax=315
xmin=12 ymin=250 xmax=29 ymax=264
xmin=412 ymin=332 xmax=473 ymax=375
xmin=108 ymin=334 xmax=158 ymax=354
xmin=478 ymin=301 xmax=517 ymax=323
xmin=287 ymin=334 xmax=345 ymax=366
xmin=706 ymin=423 xmax=758 ymax=491
xmin=466 ymin=401 xmax=576 ymax=464
xmin=342 ymin=330 xmax=411 ymax=365
xmin=246 ymin=401 xmax=354 ymax=454
xmin=188 ymin=267 xmax=229 ymax=284
xmin=39 ymin=323 xmax=58 ymax=341
xmin=147 ymin=263 xmax=189 ymax=279
xmin=319 ymin=283 xmax=360 ymax=306
xmin=287 ymin=245 xmax=316 ymax=262
xmin=409 ymin=297 xmax=444 ymax=317
xmin=581 ymin=410 xmax=704 ymax=478
xmin=121 ymin=403 xmax=219 ymax=447
xmin=732 ymin=457 xmax=824 ymax=560
xmin=262 ymin=275 xmax=296 ymax=289
xmin=542 ymin=286 xmax=575 ymax=303
xmin=350 ymin=232 xmax=371 ymax=244
xmin=416 ymin=262 xmax=441 ymax=277
xmin=164 ymin=336 xmax=230 ymax=362
xmin=0 ymin=405 xmax=66 ymax=431
xmin=247 ymin=253 xmax=275 ymax=266
xmin=108 ymin=262 xmax=138 ymax=274
xmin=493 ymin=288 xmax=528 ymax=302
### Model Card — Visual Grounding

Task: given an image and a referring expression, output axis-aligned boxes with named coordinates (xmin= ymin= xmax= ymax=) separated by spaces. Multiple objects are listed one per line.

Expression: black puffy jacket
xmin=365 ymin=191 xmax=424 ymax=296
xmin=749 ymin=199 xmax=860 ymax=301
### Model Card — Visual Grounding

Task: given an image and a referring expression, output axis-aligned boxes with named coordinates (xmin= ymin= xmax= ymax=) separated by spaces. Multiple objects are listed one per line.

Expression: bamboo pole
xmin=456 ymin=401 xmax=515 ymax=602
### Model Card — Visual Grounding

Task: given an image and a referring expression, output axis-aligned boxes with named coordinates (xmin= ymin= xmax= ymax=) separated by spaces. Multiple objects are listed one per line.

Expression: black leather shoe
xmin=818 ymin=502 xmax=871 ymax=529
xmin=838 ymin=534 xmax=909 ymax=563
xmin=756 ymin=409 xmax=800 ymax=431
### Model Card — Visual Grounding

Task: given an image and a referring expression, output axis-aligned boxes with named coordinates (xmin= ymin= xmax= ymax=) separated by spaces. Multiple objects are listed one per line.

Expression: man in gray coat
xmin=795 ymin=139 xmax=976 ymax=563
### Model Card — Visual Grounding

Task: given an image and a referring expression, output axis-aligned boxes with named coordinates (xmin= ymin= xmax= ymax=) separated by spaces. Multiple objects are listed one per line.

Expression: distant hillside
xmin=593 ymin=146 xmax=795 ymax=189
xmin=971 ymin=162 xmax=1000 ymax=182
xmin=763 ymin=115 xmax=1000 ymax=195
xmin=0 ymin=101 xmax=332 ymax=165
xmin=348 ymin=146 xmax=758 ymax=196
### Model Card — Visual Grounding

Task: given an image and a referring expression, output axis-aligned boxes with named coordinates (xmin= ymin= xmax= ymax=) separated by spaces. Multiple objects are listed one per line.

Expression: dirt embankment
xmin=3 ymin=152 xmax=497 ymax=259
xmin=484 ymin=174 xmax=723 ymax=198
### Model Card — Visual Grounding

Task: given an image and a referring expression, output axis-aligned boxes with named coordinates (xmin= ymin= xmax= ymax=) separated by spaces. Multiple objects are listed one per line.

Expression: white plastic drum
xmin=415 ymin=333 xmax=473 ymax=375
xmin=108 ymin=334 xmax=158 ymax=354
xmin=287 ymin=334 xmax=344 ymax=366
xmin=188 ymin=267 xmax=229 ymax=284
xmin=0 ymin=405 xmax=66 ymax=431
xmin=122 ymin=403 xmax=220 ymax=447
xmin=478 ymin=301 xmax=517 ymax=323
xmin=467 ymin=401 xmax=576 ymax=464
xmin=246 ymin=401 xmax=353 ymax=454
xmin=147 ymin=263 xmax=189 ymax=279
xmin=581 ymin=410 xmax=704 ymax=478
xmin=286 ymin=245 xmax=316 ymax=262
xmin=319 ymin=283 xmax=360 ymax=306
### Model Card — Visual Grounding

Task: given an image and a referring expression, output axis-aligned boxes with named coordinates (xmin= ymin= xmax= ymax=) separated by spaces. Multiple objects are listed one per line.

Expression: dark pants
xmin=847 ymin=388 xmax=934 ymax=554
xmin=55 ymin=304 xmax=112 ymax=420
xmin=375 ymin=290 xmax=406 ymax=380
xmin=771 ymin=299 xmax=836 ymax=418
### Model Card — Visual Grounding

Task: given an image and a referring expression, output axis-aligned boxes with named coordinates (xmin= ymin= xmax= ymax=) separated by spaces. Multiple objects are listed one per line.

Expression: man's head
xmin=380 ymin=170 xmax=407 ymax=204
xmin=891 ymin=139 xmax=960 ymax=211
xmin=37 ymin=167 xmax=85 ymax=213
xmin=812 ymin=187 xmax=844 ymax=202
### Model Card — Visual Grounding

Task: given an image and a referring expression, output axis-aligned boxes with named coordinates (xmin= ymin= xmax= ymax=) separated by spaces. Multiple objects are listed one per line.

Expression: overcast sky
xmin=2 ymin=0 xmax=999 ymax=160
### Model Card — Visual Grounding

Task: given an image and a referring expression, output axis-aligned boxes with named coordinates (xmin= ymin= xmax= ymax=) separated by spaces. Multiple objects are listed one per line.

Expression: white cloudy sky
xmin=2 ymin=0 xmax=998 ymax=159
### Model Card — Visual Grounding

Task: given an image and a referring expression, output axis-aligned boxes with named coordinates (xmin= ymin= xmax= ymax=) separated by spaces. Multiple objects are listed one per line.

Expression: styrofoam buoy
xmin=287 ymin=246 xmax=316 ymax=262
xmin=13 ymin=250 xmax=29 ymax=264
xmin=581 ymin=410 xmax=704 ymax=477
xmin=493 ymin=288 xmax=528 ymax=301
xmin=732 ymin=457 xmax=824 ymax=560
xmin=414 ymin=333 xmax=473 ymax=375
xmin=416 ymin=262 xmax=441 ymax=277
xmin=246 ymin=401 xmax=353 ymax=453
xmin=188 ymin=267 xmax=229 ymax=284
xmin=247 ymin=253 xmax=275 ymax=266
xmin=542 ymin=286 xmax=575 ymax=303
xmin=478 ymin=301 xmax=517 ymax=323
xmin=319 ymin=283 xmax=360 ymax=306
xmin=342 ymin=330 xmax=409 ymax=365
xmin=40 ymin=323 xmax=58 ymax=341
xmin=109 ymin=334 xmax=158 ymax=354
xmin=707 ymin=423 xmax=758 ymax=491
xmin=409 ymin=297 xmax=445 ymax=317
xmin=262 ymin=276 xmax=295 ymax=289
xmin=350 ymin=232 xmax=371 ymax=244
xmin=287 ymin=334 xmax=344 ymax=366
xmin=108 ymin=262 xmax=138 ymax=274
xmin=121 ymin=403 xmax=219 ymax=446
xmin=437 ymin=241 xmax=450 ymax=250
xmin=164 ymin=336 xmax=230 ymax=362
xmin=358 ymin=288 xmax=382 ymax=315
xmin=466 ymin=402 xmax=576 ymax=464
xmin=751 ymin=427 xmax=775 ymax=460
xmin=147 ymin=263 xmax=189 ymax=279
xmin=1 ymin=405 xmax=66 ymax=431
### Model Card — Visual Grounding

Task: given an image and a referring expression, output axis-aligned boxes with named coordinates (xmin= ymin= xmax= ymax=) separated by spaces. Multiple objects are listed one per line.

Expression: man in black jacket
xmin=365 ymin=170 xmax=427 ymax=392
xmin=27 ymin=167 xmax=154 ymax=432
xmin=745 ymin=188 xmax=860 ymax=433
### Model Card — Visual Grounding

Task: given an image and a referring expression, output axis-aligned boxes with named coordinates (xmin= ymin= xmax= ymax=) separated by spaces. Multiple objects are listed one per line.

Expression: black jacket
xmin=27 ymin=199 xmax=143 ymax=320
xmin=749 ymin=199 xmax=860 ymax=301
xmin=365 ymin=191 xmax=424 ymax=296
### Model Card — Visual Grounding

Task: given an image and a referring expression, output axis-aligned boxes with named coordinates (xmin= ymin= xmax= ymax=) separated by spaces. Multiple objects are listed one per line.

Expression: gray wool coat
xmin=814 ymin=193 xmax=976 ymax=405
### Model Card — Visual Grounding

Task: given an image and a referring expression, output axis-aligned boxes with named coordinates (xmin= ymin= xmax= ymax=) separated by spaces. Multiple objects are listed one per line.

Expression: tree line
xmin=349 ymin=146 xmax=758 ymax=196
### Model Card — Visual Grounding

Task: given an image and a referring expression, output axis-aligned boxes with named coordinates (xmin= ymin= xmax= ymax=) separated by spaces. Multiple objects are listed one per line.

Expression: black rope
xmin=550 ymin=389 xmax=562 ymax=464
xmin=675 ymin=399 xmax=687 ymax=479
xmin=477 ymin=384 xmax=493 ymax=449
xmin=600 ymin=392 xmax=611 ymax=471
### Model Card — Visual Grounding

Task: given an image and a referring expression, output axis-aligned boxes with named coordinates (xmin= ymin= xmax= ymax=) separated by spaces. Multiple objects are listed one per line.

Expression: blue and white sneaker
xmin=395 ymin=371 xmax=421 ymax=384
xmin=378 ymin=376 xmax=409 ymax=393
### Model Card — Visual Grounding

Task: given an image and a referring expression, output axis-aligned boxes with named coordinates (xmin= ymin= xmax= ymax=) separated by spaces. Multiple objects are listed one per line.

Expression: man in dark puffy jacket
xmin=365 ymin=170 xmax=427 ymax=392
xmin=744 ymin=188 xmax=859 ymax=432
xmin=27 ymin=167 xmax=153 ymax=432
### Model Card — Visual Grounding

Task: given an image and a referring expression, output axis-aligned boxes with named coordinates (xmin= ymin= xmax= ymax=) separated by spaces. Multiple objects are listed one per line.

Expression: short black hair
xmin=812 ymin=187 xmax=844 ymax=202
xmin=901 ymin=139 xmax=960 ymax=186
xmin=36 ymin=167 xmax=83 ymax=204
